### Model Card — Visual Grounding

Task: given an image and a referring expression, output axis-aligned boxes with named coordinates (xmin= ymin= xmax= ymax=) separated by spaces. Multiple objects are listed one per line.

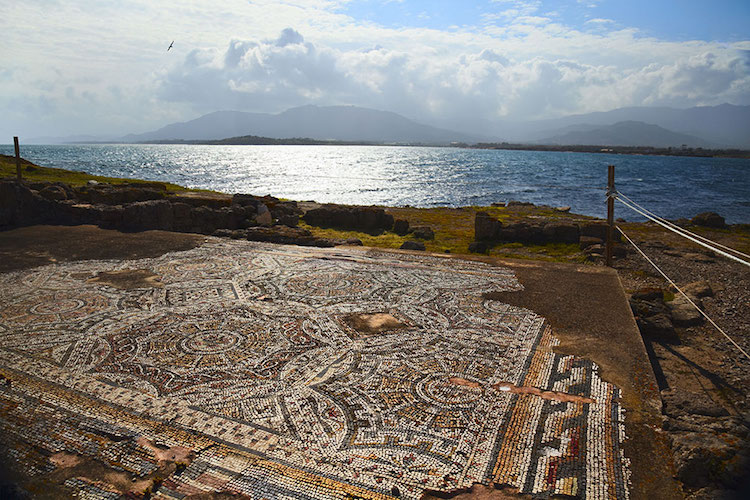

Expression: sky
xmin=1 ymin=0 xmax=749 ymax=139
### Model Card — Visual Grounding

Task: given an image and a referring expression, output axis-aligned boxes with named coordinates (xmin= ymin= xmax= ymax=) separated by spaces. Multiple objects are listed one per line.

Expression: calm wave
xmin=2 ymin=144 xmax=749 ymax=223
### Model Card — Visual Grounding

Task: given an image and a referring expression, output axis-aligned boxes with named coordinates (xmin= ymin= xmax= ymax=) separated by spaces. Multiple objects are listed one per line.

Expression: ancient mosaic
xmin=0 ymin=240 xmax=630 ymax=499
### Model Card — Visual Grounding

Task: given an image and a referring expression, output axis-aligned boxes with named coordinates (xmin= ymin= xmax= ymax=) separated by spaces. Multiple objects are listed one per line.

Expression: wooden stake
xmin=14 ymin=136 xmax=21 ymax=181
xmin=606 ymin=164 xmax=615 ymax=267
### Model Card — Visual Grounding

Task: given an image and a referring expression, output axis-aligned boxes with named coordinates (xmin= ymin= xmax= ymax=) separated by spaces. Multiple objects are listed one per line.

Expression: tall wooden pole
xmin=14 ymin=136 xmax=21 ymax=181
xmin=606 ymin=164 xmax=615 ymax=267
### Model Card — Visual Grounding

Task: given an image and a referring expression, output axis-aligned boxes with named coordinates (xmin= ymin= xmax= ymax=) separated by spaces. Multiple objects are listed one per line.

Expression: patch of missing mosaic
xmin=341 ymin=312 xmax=408 ymax=338
xmin=87 ymin=269 xmax=163 ymax=289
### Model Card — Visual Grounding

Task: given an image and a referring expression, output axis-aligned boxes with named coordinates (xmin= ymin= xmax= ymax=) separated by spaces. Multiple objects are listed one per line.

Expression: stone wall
xmin=0 ymin=179 xmax=344 ymax=247
xmin=472 ymin=210 xmax=623 ymax=255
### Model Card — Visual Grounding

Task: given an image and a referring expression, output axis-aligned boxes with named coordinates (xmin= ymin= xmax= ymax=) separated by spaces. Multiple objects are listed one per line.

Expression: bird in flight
xmin=167 ymin=41 xmax=174 ymax=51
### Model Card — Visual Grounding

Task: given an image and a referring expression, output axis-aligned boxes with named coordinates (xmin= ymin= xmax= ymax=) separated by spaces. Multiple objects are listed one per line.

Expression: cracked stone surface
xmin=0 ymin=239 xmax=630 ymax=499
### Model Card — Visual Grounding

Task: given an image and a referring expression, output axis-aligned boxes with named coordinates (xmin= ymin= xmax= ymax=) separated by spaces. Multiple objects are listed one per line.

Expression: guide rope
xmin=617 ymin=191 xmax=750 ymax=262
xmin=615 ymin=195 xmax=750 ymax=268
xmin=617 ymin=226 xmax=750 ymax=362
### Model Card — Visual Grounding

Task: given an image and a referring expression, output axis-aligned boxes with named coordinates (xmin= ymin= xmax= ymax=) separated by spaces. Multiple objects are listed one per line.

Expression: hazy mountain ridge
xmin=28 ymin=103 xmax=750 ymax=149
xmin=122 ymin=105 xmax=486 ymax=144
xmin=538 ymin=121 xmax=716 ymax=148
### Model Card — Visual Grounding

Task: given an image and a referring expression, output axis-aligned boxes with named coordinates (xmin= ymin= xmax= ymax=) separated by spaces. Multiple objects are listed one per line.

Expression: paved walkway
xmin=0 ymin=226 xmax=676 ymax=499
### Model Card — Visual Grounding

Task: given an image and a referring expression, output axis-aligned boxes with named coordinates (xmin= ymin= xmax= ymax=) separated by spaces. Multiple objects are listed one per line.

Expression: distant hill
xmin=122 ymin=105 xmax=485 ymax=144
xmin=538 ymin=121 xmax=715 ymax=148
xmin=440 ymin=103 xmax=750 ymax=148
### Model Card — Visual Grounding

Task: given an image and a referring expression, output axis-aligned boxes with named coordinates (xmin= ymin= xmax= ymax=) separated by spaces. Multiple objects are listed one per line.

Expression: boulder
xmin=668 ymin=295 xmax=704 ymax=327
xmin=255 ymin=203 xmax=273 ymax=225
xmin=123 ymin=200 xmax=174 ymax=231
xmin=474 ymin=212 xmax=499 ymax=241
xmin=341 ymin=238 xmax=363 ymax=246
xmin=670 ymin=431 xmax=748 ymax=488
xmin=393 ymin=219 xmax=410 ymax=236
xmin=303 ymin=205 xmax=394 ymax=233
xmin=411 ymin=226 xmax=435 ymax=240
xmin=580 ymin=222 xmax=620 ymax=242
xmin=39 ymin=185 xmax=68 ymax=201
xmin=400 ymin=241 xmax=425 ymax=251
xmin=468 ymin=241 xmax=491 ymax=253
xmin=497 ymin=222 xmax=545 ymax=244
xmin=661 ymin=389 xmax=729 ymax=418
xmin=691 ymin=212 xmax=725 ymax=228
xmin=637 ymin=313 xmax=675 ymax=337
xmin=246 ymin=226 xmax=314 ymax=245
xmin=171 ymin=202 xmax=193 ymax=232
xmin=682 ymin=281 xmax=714 ymax=298
xmin=579 ymin=236 xmax=603 ymax=250
xmin=542 ymin=222 xmax=579 ymax=244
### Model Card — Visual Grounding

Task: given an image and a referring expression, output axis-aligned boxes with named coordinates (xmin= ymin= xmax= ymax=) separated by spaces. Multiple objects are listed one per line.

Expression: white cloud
xmin=0 ymin=0 xmax=748 ymax=138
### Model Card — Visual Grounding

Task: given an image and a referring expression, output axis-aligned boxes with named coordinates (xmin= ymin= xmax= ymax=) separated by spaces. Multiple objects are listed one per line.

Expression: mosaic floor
xmin=0 ymin=240 xmax=630 ymax=499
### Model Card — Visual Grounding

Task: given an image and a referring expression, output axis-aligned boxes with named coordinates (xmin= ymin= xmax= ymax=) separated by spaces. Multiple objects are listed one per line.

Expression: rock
xmin=255 ymin=203 xmax=273 ymax=225
xmin=474 ymin=212 xmax=499 ymax=241
xmin=668 ymin=295 xmax=704 ymax=327
xmin=691 ymin=212 xmax=725 ymax=228
xmin=246 ymin=226 xmax=315 ymax=245
xmin=580 ymin=222 xmax=621 ymax=242
xmin=682 ymin=281 xmax=714 ymax=298
xmin=468 ymin=241 xmax=491 ymax=253
xmin=542 ymin=222 xmax=579 ymax=243
xmin=584 ymin=244 xmax=605 ymax=255
xmin=123 ymin=200 xmax=173 ymax=231
xmin=497 ymin=222 xmax=545 ymax=244
xmin=555 ymin=206 xmax=571 ymax=212
xmin=393 ymin=219 xmax=410 ymax=236
xmin=683 ymin=252 xmax=716 ymax=263
xmin=661 ymin=389 xmax=730 ymax=418
xmin=579 ymin=236 xmax=603 ymax=250
xmin=39 ymin=185 xmax=67 ymax=201
xmin=400 ymin=241 xmax=425 ymax=251
xmin=212 ymin=229 xmax=233 ymax=238
xmin=631 ymin=288 xmax=664 ymax=302
xmin=303 ymin=205 xmax=394 ymax=233
xmin=171 ymin=202 xmax=193 ymax=232
xmin=87 ymin=180 xmax=99 ymax=186
xmin=411 ymin=226 xmax=434 ymax=240
xmin=637 ymin=312 xmax=675 ymax=337
xmin=341 ymin=238 xmax=363 ymax=246
xmin=507 ymin=200 xmax=534 ymax=207
xmin=670 ymin=431 xmax=748 ymax=488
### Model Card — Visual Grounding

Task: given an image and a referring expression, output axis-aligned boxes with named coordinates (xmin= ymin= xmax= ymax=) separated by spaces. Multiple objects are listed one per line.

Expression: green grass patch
xmin=0 ymin=154 xmax=196 ymax=193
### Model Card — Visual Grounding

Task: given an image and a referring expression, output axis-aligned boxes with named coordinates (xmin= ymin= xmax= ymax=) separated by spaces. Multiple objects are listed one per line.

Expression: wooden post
xmin=14 ymin=136 xmax=21 ymax=181
xmin=605 ymin=164 xmax=615 ymax=267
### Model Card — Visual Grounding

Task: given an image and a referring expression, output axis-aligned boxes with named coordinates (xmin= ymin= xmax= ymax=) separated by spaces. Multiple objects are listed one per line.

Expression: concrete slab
xmin=0 ymin=226 xmax=677 ymax=499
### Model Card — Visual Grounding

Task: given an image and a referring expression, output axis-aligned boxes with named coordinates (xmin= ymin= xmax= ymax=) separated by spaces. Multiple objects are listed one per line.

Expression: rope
xmin=615 ymin=196 xmax=750 ymax=268
xmin=617 ymin=191 xmax=750 ymax=262
xmin=617 ymin=226 xmax=750 ymax=362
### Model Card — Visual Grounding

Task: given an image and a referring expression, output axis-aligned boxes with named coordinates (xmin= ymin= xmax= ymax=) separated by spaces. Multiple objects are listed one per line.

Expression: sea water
xmin=2 ymin=144 xmax=748 ymax=223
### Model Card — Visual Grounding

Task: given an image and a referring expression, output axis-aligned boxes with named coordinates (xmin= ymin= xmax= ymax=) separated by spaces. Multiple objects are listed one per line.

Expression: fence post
xmin=606 ymin=164 xmax=615 ymax=267
xmin=14 ymin=136 xmax=22 ymax=181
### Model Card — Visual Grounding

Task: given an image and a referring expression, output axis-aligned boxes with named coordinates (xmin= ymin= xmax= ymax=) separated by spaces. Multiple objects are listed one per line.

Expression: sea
xmin=2 ymin=144 xmax=749 ymax=223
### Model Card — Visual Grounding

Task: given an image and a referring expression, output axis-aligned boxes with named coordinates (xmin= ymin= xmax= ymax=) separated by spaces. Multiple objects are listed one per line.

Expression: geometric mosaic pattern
xmin=0 ymin=240 xmax=630 ymax=499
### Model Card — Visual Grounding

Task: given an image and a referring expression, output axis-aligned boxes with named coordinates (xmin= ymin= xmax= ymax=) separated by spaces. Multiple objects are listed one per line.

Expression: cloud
xmin=1 ymin=0 xmax=749 ymax=138
xmin=156 ymin=27 xmax=750 ymax=125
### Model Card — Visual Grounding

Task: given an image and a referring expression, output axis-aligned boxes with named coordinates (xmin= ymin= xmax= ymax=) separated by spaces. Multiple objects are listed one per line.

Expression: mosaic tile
xmin=0 ymin=240 xmax=630 ymax=499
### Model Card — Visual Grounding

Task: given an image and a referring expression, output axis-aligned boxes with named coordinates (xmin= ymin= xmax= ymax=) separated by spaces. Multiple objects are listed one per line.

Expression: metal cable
xmin=615 ymin=196 xmax=750 ymax=268
xmin=617 ymin=191 xmax=750 ymax=262
xmin=618 ymin=226 xmax=750 ymax=362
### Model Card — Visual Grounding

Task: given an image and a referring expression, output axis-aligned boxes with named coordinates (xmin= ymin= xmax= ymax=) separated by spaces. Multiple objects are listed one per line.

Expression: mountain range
xmin=31 ymin=103 xmax=750 ymax=149
xmin=122 ymin=106 xmax=484 ymax=144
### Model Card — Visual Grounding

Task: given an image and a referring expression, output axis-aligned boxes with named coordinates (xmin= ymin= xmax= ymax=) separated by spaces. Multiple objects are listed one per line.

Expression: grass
xmin=301 ymin=206 xmax=587 ymax=262
xmin=0 ymin=154 xmax=195 ymax=193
